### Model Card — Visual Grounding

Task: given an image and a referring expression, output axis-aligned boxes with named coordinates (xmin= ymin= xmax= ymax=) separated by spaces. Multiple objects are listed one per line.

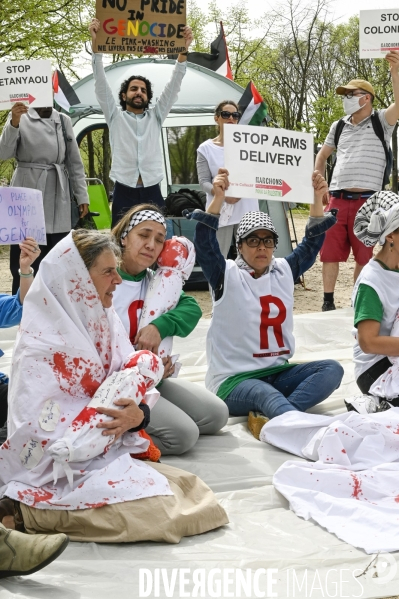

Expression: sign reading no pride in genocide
xmin=0 ymin=60 xmax=53 ymax=111
xmin=224 ymin=125 xmax=314 ymax=204
xmin=0 ymin=187 xmax=46 ymax=246
xmin=95 ymin=0 xmax=186 ymax=55
xmin=360 ymin=10 xmax=399 ymax=59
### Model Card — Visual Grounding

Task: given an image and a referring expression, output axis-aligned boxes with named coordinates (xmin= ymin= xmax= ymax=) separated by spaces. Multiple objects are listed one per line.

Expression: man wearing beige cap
xmin=315 ymin=51 xmax=399 ymax=312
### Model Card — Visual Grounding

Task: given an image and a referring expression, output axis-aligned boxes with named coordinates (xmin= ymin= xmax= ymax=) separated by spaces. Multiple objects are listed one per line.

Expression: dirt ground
xmin=0 ymin=214 xmax=366 ymax=311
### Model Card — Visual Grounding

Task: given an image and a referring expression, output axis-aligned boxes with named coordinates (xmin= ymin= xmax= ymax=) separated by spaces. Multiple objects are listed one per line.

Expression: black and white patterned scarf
xmin=120 ymin=210 xmax=166 ymax=239
xmin=354 ymin=191 xmax=399 ymax=247
xmin=235 ymin=211 xmax=278 ymax=275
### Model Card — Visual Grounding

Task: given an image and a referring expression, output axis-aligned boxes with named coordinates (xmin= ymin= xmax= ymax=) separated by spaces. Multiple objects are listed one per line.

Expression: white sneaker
xmin=344 ymin=394 xmax=380 ymax=415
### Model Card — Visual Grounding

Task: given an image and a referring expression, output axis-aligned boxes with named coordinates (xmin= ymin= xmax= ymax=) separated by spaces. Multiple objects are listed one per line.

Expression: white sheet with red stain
xmin=48 ymin=350 xmax=163 ymax=488
xmin=0 ymin=233 xmax=172 ymax=510
xmin=138 ymin=236 xmax=195 ymax=359
xmin=261 ymin=409 xmax=399 ymax=552
xmin=370 ymin=308 xmax=399 ymax=400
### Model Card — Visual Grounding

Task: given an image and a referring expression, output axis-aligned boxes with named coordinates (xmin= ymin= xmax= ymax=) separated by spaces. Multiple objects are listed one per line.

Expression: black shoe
xmin=322 ymin=300 xmax=336 ymax=312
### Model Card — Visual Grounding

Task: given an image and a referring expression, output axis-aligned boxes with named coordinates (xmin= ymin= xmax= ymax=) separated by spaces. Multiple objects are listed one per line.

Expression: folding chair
xmin=85 ymin=178 xmax=112 ymax=230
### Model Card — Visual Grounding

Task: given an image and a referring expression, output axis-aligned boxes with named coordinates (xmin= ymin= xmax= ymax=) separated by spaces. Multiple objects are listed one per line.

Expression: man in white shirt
xmin=315 ymin=50 xmax=399 ymax=312
xmin=89 ymin=19 xmax=193 ymax=226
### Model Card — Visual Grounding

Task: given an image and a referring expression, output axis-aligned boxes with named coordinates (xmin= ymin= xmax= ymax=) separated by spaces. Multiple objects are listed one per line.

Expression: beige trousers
xmin=20 ymin=462 xmax=228 ymax=544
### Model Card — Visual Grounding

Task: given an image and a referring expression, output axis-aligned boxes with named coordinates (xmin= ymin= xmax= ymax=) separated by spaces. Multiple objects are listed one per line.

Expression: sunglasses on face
xmin=219 ymin=110 xmax=241 ymax=120
xmin=244 ymin=236 xmax=276 ymax=248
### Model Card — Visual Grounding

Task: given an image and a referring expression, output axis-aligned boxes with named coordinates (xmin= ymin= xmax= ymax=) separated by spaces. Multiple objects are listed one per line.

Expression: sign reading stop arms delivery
xmin=95 ymin=0 xmax=187 ymax=55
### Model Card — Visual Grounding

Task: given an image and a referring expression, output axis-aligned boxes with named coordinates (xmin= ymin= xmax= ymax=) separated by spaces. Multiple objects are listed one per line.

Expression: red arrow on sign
xmin=10 ymin=94 xmax=36 ymax=104
xmin=255 ymin=180 xmax=292 ymax=196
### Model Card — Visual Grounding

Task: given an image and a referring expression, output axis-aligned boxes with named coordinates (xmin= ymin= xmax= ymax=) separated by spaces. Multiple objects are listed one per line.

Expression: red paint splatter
xmin=62 ymin=248 xmax=71 ymax=255
xmin=43 ymin=298 xmax=47 ymax=305
xmin=158 ymin=239 xmax=188 ymax=268
xmin=51 ymin=352 xmax=102 ymax=397
xmin=150 ymin=310 xmax=155 ymax=316
xmin=341 ymin=449 xmax=346 ymax=453
xmin=334 ymin=428 xmax=338 ymax=432
xmin=61 ymin=417 xmax=66 ymax=422
xmin=350 ymin=473 xmax=363 ymax=500
xmin=108 ymin=480 xmax=123 ymax=486
xmin=17 ymin=488 xmax=54 ymax=505
xmin=84 ymin=502 xmax=108 ymax=508
xmin=71 ymin=406 xmax=97 ymax=431
xmin=2 ymin=440 xmax=10 ymax=450
xmin=41 ymin=440 xmax=48 ymax=447
xmin=78 ymin=483 xmax=84 ymax=489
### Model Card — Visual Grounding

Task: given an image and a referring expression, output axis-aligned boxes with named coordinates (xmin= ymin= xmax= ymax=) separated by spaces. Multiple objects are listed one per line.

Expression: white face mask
xmin=343 ymin=95 xmax=367 ymax=116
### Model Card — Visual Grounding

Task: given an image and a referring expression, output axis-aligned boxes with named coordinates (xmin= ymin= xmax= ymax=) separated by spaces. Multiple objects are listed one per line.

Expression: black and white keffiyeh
xmin=235 ymin=211 xmax=279 ymax=247
xmin=354 ymin=191 xmax=399 ymax=247
xmin=120 ymin=210 xmax=166 ymax=239
xmin=235 ymin=211 xmax=278 ymax=275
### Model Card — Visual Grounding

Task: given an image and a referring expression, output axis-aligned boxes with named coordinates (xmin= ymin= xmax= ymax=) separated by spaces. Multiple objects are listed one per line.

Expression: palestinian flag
xmin=238 ymin=82 xmax=268 ymax=125
xmin=52 ymin=70 xmax=80 ymax=112
xmin=187 ymin=22 xmax=233 ymax=80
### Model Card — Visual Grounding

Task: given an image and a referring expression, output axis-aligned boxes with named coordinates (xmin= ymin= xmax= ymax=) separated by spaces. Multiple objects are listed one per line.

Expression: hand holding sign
xmin=11 ymin=102 xmax=28 ymax=128
xmin=19 ymin=237 xmax=41 ymax=273
xmin=385 ymin=49 xmax=399 ymax=74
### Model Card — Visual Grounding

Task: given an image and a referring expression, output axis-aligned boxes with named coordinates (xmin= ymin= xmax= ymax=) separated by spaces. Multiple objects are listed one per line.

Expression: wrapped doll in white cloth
xmin=48 ymin=350 xmax=163 ymax=487
xmin=138 ymin=236 xmax=195 ymax=362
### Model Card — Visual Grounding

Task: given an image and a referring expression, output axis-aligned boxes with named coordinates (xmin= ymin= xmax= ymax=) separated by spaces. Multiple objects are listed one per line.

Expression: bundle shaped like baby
xmin=138 ymin=236 xmax=195 ymax=360
xmin=48 ymin=350 xmax=163 ymax=487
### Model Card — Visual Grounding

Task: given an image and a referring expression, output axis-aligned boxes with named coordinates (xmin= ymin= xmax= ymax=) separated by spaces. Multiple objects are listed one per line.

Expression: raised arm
xmin=154 ymin=26 xmax=192 ymax=123
xmin=89 ymin=18 xmax=119 ymax=124
xmin=384 ymin=50 xmax=399 ymax=125
xmin=285 ymin=171 xmax=337 ymax=281
xmin=196 ymin=150 xmax=214 ymax=197
xmin=0 ymin=103 xmax=27 ymax=160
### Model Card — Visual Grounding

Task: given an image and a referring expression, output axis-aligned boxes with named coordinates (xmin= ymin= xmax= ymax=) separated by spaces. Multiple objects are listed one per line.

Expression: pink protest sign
xmin=0 ymin=186 xmax=46 ymax=245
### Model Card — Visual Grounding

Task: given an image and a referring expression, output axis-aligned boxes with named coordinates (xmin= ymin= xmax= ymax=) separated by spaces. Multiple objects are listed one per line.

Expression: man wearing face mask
xmin=315 ymin=50 xmax=399 ymax=312
xmin=0 ymin=102 xmax=89 ymax=294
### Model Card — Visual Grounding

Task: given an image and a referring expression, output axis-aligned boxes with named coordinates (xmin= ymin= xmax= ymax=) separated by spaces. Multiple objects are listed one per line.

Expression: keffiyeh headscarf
xmin=354 ymin=191 xmax=399 ymax=247
xmin=235 ymin=211 xmax=279 ymax=247
xmin=120 ymin=210 xmax=166 ymax=239
xmin=235 ymin=211 xmax=278 ymax=274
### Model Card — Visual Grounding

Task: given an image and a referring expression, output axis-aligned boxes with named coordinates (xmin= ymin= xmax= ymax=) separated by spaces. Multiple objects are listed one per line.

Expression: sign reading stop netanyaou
xmin=223 ymin=125 xmax=314 ymax=204
xmin=0 ymin=59 xmax=53 ymax=111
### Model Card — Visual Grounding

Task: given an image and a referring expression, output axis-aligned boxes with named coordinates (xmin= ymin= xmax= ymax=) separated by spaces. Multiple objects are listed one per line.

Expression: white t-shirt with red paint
xmin=205 ymin=258 xmax=295 ymax=395
xmin=113 ymin=274 xmax=151 ymax=344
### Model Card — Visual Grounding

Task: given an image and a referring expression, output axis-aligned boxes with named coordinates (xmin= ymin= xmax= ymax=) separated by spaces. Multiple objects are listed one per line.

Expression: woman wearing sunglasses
xmin=187 ymin=169 xmax=344 ymax=439
xmin=196 ymin=101 xmax=259 ymax=258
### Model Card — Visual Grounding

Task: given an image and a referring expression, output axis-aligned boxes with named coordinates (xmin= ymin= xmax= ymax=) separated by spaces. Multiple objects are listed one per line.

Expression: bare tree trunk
xmin=392 ymin=122 xmax=398 ymax=194
xmin=87 ymin=131 xmax=95 ymax=180
xmin=102 ymin=127 xmax=111 ymax=197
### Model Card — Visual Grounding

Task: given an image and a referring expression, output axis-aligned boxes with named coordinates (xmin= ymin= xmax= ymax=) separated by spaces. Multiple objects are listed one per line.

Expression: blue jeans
xmin=225 ymin=360 xmax=344 ymax=420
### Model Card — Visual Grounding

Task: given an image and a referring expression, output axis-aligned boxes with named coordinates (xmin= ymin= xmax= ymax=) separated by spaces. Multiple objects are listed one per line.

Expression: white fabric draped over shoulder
xmin=0 ymin=232 xmax=172 ymax=510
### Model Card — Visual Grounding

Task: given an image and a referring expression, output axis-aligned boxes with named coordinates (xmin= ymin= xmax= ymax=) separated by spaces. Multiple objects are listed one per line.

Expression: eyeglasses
xmin=244 ymin=236 xmax=276 ymax=248
xmin=343 ymin=92 xmax=367 ymax=99
xmin=220 ymin=110 xmax=241 ymax=120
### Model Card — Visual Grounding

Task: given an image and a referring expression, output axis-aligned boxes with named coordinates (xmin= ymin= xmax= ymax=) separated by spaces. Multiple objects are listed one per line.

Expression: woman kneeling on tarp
xmin=0 ymin=230 xmax=227 ymax=542
xmin=187 ymin=168 xmax=344 ymax=439
xmin=346 ymin=191 xmax=399 ymax=414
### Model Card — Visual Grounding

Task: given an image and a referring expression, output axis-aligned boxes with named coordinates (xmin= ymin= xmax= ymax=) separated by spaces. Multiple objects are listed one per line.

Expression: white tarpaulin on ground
xmin=1 ymin=308 xmax=399 ymax=598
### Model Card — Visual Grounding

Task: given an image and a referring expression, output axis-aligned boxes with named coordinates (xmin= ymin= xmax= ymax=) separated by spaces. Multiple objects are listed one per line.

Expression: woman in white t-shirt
xmin=196 ymin=100 xmax=259 ymax=257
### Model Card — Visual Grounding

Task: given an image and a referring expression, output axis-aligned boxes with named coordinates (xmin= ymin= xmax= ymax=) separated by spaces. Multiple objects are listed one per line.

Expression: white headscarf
xmin=0 ymin=232 xmax=171 ymax=510
xmin=354 ymin=191 xmax=399 ymax=247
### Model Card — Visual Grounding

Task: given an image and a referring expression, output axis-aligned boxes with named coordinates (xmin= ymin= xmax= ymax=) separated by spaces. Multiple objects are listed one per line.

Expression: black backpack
xmin=165 ymin=188 xmax=206 ymax=217
xmin=328 ymin=111 xmax=393 ymax=189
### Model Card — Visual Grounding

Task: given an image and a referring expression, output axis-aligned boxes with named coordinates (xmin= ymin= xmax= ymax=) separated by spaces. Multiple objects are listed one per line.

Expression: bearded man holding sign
xmin=89 ymin=19 xmax=192 ymax=227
